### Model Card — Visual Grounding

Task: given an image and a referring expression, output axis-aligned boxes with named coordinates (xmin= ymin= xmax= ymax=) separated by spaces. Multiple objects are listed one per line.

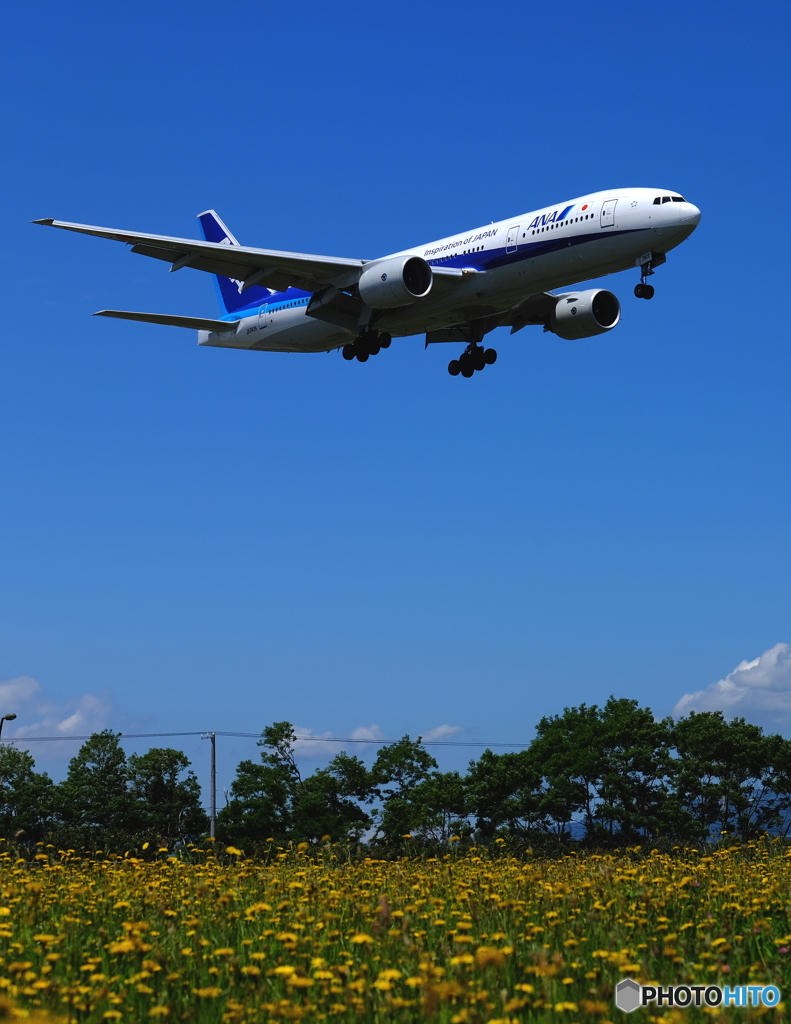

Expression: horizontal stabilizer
xmin=94 ymin=310 xmax=238 ymax=331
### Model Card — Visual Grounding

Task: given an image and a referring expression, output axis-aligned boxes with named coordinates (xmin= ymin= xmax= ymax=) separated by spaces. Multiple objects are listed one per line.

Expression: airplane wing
xmin=33 ymin=218 xmax=366 ymax=293
xmin=94 ymin=310 xmax=238 ymax=331
xmin=505 ymin=292 xmax=559 ymax=333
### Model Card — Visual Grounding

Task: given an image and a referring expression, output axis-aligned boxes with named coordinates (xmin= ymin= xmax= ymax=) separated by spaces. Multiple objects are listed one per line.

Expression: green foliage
xmin=128 ymin=747 xmax=208 ymax=841
xmin=59 ymin=730 xmax=137 ymax=832
xmin=669 ymin=711 xmax=791 ymax=838
xmin=217 ymin=724 xmax=374 ymax=849
xmin=5 ymin=700 xmax=791 ymax=855
xmin=0 ymin=745 xmax=55 ymax=841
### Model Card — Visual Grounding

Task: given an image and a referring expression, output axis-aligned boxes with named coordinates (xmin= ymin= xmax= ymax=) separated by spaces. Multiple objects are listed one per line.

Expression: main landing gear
xmin=634 ymin=282 xmax=655 ymax=300
xmin=448 ymin=344 xmax=497 ymax=377
xmin=342 ymin=329 xmax=392 ymax=362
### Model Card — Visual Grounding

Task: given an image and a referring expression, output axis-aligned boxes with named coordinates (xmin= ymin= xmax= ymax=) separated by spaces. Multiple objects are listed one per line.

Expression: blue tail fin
xmin=197 ymin=209 xmax=272 ymax=314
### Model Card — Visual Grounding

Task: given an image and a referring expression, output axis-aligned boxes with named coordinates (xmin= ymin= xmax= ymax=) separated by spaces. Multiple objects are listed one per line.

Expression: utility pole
xmin=201 ymin=732 xmax=217 ymax=839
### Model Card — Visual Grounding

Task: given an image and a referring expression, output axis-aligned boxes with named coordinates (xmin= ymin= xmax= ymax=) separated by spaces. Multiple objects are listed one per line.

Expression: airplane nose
xmin=680 ymin=203 xmax=701 ymax=227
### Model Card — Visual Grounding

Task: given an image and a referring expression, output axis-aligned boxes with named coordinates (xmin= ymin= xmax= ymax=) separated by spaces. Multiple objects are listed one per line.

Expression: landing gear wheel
xmin=634 ymin=283 xmax=655 ymax=299
xmin=356 ymin=351 xmax=369 ymax=362
xmin=342 ymin=344 xmax=355 ymax=360
xmin=448 ymin=359 xmax=461 ymax=376
xmin=379 ymin=332 xmax=392 ymax=349
xmin=484 ymin=348 xmax=497 ymax=365
xmin=472 ymin=347 xmax=486 ymax=372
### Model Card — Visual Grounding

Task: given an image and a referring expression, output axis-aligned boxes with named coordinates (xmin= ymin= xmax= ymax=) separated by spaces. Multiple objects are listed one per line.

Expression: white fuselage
xmin=199 ymin=187 xmax=700 ymax=353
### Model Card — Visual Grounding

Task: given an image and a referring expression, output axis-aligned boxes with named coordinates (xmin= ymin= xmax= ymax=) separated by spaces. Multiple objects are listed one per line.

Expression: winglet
xmin=32 ymin=218 xmax=55 ymax=225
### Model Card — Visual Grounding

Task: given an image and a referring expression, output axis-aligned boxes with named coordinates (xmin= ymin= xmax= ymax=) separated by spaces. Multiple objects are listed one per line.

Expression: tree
xmin=217 ymin=723 xmax=374 ymax=848
xmin=466 ymin=749 xmax=546 ymax=839
xmin=401 ymin=770 xmax=471 ymax=843
xmin=669 ymin=712 xmax=791 ymax=839
xmin=59 ymin=731 xmax=138 ymax=833
xmin=128 ymin=747 xmax=208 ymax=842
xmin=528 ymin=698 xmax=674 ymax=842
xmin=369 ymin=736 xmax=438 ymax=843
xmin=0 ymin=746 xmax=56 ymax=841
xmin=216 ymin=757 xmax=294 ymax=848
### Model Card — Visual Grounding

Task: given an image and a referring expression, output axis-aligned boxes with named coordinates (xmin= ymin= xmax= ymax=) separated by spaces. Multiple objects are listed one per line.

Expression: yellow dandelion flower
xmin=474 ymin=946 xmax=506 ymax=968
xmin=148 ymin=1009 xmax=169 ymax=1018
xmin=350 ymin=933 xmax=374 ymax=945
xmin=108 ymin=940 xmax=136 ymax=954
xmin=193 ymin=987 xmax=223 ymax=998
xmin=225 ymin=846 xmax=243 ymax=856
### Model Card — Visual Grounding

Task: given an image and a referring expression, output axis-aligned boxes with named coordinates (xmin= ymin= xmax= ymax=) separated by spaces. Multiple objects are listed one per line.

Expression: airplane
xmin=34 ymin=187 xmax=700 ymax=379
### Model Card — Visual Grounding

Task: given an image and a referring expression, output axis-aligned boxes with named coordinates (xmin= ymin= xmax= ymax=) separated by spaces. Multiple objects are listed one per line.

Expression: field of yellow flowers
xmin=0 ymin=838 xmax=789 ymax=1023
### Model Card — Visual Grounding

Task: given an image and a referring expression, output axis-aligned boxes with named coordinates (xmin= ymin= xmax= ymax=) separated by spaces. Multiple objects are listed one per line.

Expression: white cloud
xmin=0 ymin=675 xmax=112 ymax=759
xmin=419 ymin=724 xmax=463 ymax=743
xmin=291 ymin=724 xmax=386 ymax=759
xmin=674 ymin=643 xmax=791 ymax=727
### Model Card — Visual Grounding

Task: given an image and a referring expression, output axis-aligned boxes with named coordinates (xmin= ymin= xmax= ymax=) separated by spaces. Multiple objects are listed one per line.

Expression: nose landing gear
xmin=448 ymin=344 xmax=497 ymax=377
xmin=634 ymin=251 xmax=666 ymax=299
xmin=342 ymin=330 xmax=392 ymax=362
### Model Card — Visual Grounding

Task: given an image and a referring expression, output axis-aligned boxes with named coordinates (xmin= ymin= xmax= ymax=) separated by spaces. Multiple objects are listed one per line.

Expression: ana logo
xmin=528 ymin=204 xmax=574 ymax=230
xmin=381 ymin=273 xmax=387 ymax=281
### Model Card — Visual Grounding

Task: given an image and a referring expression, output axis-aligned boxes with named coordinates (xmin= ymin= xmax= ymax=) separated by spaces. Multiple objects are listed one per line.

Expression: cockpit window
xmin=671 ymin=196 xmax=686 ymax=202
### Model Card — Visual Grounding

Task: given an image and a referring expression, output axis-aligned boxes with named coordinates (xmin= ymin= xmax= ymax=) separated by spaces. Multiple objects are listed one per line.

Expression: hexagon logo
xmin=615 ymin=977 xmax=641 ymax=1013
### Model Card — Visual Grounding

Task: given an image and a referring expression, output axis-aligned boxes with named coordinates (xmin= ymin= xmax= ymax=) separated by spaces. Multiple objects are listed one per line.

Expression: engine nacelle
xmin=549 ymin=289 xmax=621 ymax=340
xmin=358 ymin=255 xmax=433 ymax=309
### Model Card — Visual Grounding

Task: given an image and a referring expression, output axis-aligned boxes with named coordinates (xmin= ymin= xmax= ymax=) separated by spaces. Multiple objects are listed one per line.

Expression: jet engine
xmin=358 ymin=255 xmax=433 ymax=309
xmin=549 ymin=289 xmax=621 ymax=340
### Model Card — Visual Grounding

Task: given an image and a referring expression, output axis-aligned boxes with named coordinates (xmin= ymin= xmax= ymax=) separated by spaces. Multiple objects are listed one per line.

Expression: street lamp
xmin=0 ymin=714 xmax=17 ymax=741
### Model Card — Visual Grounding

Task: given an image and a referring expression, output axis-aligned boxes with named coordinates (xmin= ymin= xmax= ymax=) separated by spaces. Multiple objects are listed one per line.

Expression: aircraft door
xmin=600 ymin=200 xmax=617 ymax=228
xmin=506 ymin=225 xmax=520 ymax=252
xmin=258 ymin=304 xmax=269 ymax=330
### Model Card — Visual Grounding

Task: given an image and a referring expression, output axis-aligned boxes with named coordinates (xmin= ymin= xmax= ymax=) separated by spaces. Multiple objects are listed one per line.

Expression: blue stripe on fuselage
xmin=427 ymin=226 xmax=642 ymax=273
xmin=219 ymin=226 xmax=643 ymax=321
xmin=218 ymin=287 xmax=312 ymax=321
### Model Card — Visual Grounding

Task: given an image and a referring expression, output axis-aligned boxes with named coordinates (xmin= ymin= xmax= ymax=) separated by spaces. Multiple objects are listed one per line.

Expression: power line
xmin=3 ymin=730 xmax=530 ymax=749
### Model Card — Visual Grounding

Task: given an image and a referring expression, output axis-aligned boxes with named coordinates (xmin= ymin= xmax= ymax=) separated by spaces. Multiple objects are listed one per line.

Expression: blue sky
xmin=1 ymin=0 xmax=789 ymax=793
